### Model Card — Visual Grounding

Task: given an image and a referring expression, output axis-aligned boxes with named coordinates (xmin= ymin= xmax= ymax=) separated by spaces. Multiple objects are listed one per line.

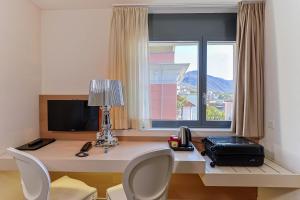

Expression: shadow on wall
xmin=260 ymin=0 xmax=282 ymax=161
xmin=261 ymin=0 xmax=300 ymax=173
xmin=259 ymin=0 xmax=300 ymax=198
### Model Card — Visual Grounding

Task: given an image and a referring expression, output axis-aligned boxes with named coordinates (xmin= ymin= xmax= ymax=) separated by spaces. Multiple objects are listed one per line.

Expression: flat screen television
xmin=47 ymin=100 xmax=99 ymax=131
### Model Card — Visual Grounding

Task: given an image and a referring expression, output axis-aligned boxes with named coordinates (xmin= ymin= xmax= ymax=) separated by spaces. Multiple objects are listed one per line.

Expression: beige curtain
xmin=109 ymin=7 xmax=150 ymax=130
xmin=233 ymin=2 xmax=265 ymax=138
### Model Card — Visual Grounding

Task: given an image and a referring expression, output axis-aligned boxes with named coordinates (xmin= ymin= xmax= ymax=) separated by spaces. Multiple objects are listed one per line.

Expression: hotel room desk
xmin=1 ymin=140 xmax=299 ymax=188
xmin=0 ymin=140 xmax=205 ymax=174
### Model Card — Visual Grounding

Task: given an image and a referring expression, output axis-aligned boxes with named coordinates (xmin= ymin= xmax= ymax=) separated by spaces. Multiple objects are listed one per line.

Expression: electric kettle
xmin=178 ymin=126 xmax=192 ymax=147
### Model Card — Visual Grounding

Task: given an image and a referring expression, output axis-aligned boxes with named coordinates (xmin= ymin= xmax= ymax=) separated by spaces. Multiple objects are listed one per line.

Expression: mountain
xmin=207 ymin=75 xmax=234 ymax=93
xmin=182 ymin=70 xmax=234 ymax=93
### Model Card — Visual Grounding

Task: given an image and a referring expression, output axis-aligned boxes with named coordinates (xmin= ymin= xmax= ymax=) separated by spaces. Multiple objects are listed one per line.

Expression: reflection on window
xmin=149 ymin=42 xmax=199 ymax=121
xmin=206 ymin=42 xmax=236 ymax=121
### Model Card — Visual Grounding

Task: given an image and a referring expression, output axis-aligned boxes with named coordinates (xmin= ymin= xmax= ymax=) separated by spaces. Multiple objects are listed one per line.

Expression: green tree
xmin=177 ymin=96 xmax=188 ymax=119
xmin=206 ymin=106 xmax=225 ymax=120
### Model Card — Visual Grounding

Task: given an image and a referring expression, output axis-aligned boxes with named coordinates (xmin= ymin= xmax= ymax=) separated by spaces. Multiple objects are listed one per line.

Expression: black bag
xmin=201 ymin=136 xmax=264 ymax=167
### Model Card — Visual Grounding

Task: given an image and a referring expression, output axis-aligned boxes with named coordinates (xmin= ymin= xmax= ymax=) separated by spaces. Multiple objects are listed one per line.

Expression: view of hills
xmin=182 ymin=70 xmax=234 ymax=93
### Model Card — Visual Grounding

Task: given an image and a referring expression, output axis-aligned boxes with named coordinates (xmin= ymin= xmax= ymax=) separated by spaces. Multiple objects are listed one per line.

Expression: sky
xmin=174 ymin=43 xmax=234 ymax=80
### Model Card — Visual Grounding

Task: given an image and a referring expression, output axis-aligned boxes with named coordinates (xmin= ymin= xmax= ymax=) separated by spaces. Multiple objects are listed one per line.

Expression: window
xmin=206 ymin=42 xmax=235 ymax=122
xmin=149 ymin=42 xmax=199 ymax=121
xmin=149 ymin=14 xmax=237 ymax=128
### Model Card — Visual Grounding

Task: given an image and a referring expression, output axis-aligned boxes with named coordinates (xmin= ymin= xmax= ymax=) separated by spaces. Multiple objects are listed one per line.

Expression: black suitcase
xmin=201 ymin=136 xmax=264 ymax=167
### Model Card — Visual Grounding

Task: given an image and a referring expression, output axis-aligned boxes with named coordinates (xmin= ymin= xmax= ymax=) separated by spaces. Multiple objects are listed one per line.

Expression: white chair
xmin=7 ymin=147 xmax=97 ymax=200
xmin=106 ymin=148 xmax=174 ymax=200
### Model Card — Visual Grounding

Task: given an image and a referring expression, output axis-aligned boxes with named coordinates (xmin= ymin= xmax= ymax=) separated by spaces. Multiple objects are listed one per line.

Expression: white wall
xmin=41 ymin=9 xmax=112 ymax=94
xmin=0 ymin=0 xmax=41 ymax=154
xmin=262 ymin=0 xmax=300 ymax=175
xmin=259 ymin=0 xmax=300 ymax=199
xmin=40 ymin=0 xmax=248 ymax=95
xmin=38 ymin=2 xmax=300 ymax=198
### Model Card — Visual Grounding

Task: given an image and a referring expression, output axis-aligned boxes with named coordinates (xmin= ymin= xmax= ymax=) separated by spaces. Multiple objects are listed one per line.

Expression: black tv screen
xmin=47 ymin=100 xmax=99 ymax=131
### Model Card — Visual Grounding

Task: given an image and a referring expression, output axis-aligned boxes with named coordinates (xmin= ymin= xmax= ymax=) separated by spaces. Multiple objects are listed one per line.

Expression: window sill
xmin=144 ymin=128 xmax=232 ymax=132
xmin=113 ymin=128 xmax=234 ymax=138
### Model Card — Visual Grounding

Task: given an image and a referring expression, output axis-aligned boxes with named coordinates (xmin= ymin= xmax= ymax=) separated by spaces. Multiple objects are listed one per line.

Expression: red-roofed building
xmin=149 ymin=43 xmax=190 ymax=120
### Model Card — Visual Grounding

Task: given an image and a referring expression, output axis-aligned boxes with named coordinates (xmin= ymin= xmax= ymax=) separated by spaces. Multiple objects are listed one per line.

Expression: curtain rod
xmin=112 ymin=3 xmax=238 ymax=8
xmin=112 ymin=1 xmax=264 ymax=8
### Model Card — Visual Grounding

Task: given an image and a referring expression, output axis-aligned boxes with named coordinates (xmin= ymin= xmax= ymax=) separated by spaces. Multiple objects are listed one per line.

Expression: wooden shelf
xmin=200 ymin=156 xmax=300 ymax=188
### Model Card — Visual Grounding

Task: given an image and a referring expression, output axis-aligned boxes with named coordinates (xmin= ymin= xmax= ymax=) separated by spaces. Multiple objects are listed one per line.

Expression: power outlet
xmin=267 ymin=120 xmax=275 ymax=129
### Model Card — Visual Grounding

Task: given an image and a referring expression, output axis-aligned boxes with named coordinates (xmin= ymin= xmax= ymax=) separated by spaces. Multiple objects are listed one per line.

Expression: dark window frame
xmin=149 ymin=13 xmax=237 ymax=128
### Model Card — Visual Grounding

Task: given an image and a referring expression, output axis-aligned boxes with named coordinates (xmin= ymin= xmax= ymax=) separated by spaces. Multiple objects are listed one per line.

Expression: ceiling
xmin=30 ymin=0 xmax=241 ymax=10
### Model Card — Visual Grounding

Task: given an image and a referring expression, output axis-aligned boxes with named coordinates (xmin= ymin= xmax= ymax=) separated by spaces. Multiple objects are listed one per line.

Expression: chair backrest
xmin=123 ymin=148 xmax=174 ymax=200
xmin=7 ymin=147 xmax=51 ymax=200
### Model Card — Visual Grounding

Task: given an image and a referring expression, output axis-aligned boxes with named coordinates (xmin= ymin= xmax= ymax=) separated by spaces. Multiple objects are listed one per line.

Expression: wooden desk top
xmin=0 ymin=140 xmax=205 ymax=174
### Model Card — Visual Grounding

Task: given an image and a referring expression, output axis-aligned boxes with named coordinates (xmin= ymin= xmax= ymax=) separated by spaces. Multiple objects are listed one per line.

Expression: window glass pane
xmin=149 ymin=42 xmax=199 ymax=121
xmin=206 ymin=42 xmax=235 ymax=121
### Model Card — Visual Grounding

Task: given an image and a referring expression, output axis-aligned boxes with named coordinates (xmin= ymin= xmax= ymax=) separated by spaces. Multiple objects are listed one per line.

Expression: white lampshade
xmin=88 ymin=80 xmax=124 ymax=106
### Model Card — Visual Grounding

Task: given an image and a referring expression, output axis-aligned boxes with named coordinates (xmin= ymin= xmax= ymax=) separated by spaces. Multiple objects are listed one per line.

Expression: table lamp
xmin=88 ymin=80 xmax=124 ymax=153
